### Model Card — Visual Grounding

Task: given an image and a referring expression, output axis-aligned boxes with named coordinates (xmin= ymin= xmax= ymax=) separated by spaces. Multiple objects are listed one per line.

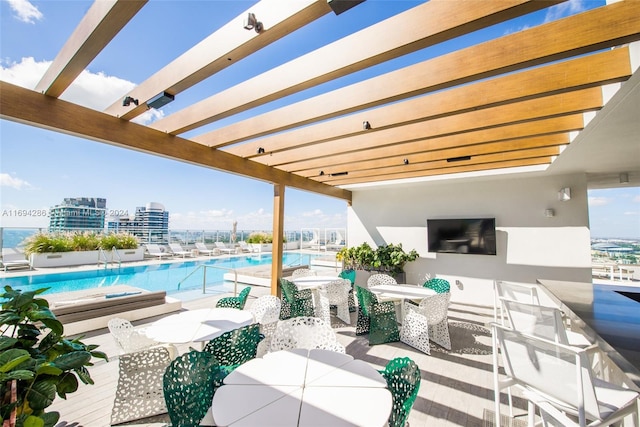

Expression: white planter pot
xmin=249 ymin=243 xmax=273 ymax=253
xmin=30 ymin=250 xmax=101 ymax=268
xmin=29 ymin=248 xmax=144 ymax=267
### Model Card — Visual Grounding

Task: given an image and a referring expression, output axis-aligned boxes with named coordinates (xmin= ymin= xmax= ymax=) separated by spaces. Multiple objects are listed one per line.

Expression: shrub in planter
xmin=23 ymin=232 xmax=139 ymax=256
xmin=99 ymin=232 xmax=138 ymax=250
xmin=337 ymin=242 xmax=418 ymax=274
xmin=0 ymin=286 xmax=107 ymax=427
xmin=245 ymin=232 xmax=287 ymax=244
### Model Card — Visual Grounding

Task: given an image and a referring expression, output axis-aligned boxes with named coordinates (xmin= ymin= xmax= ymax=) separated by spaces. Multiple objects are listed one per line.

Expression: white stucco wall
xmin=346 ymin=173 xmax=592 ymax=306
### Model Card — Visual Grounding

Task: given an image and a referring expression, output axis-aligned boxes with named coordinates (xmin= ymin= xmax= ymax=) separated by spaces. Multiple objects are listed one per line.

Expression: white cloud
xmin=544 ymin=0 xmax=588 ymax=23
xmin=5 ymin=0 xmax=42 ymax=24
xmin=588 ymin=196 xmax=611 ymax=207
xmin=0 ymin=57 xmax=164 ymax=124
xmin=0 ymin=173 xmax=32 ymax=190
xmin=623 ymin=211 xmax=639 ymax=216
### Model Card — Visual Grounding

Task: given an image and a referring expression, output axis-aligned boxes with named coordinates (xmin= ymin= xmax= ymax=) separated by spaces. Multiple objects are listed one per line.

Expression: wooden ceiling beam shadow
xmin=298 ymin=134 xmax=569 ymax=177
xmin=171 ymin=0 xmax=564 ymax=139
xmin=223 ymin=47 xmax=630 ymax=157
xmin=255 ymin=88 xmax=600 ymax=167
xmin=201 ymin=1 xmax=640 ymax=147
xmin=315 ymin=146 xmax=560 ymax=183
xmin=107 ymin=0 xmax=331 ymax=120
xmin=35 ymin=0 xmax=147 ymax=98
xmin=329 ymin=158 xmax=554 ymax=186
xmin=287 ymin=121 xmax=577 ymax=173
xmin=0 ymin=81 xmax=351 ymax=202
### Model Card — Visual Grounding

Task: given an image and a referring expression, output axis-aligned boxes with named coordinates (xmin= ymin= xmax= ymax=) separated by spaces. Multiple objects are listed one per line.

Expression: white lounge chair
xmin=214 ymin=241 xmax=236 ymax=255
xmin=237 ymin=241 xmax=255 ymax=253
xmin=145 ymin=244 xmax=172 ymax=260
xmin=194 ymin=242 xmax=216 ymax=256
xmin=168 ymin=243 xmax=192 ymax=258
xmin=1 ymin=248 xmax=32 ymax=272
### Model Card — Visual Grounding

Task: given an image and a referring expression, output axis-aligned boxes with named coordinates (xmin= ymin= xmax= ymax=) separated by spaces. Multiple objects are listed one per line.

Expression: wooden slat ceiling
xmin=2 ymin=0 xmax=640 ymax=200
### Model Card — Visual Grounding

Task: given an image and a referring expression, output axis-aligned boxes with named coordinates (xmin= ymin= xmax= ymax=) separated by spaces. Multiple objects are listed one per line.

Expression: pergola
xmin=1 ymin=0 xmax=639 ymax=294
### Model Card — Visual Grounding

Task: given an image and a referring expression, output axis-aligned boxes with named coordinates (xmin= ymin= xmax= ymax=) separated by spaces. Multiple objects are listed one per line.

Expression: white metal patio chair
xmin=292 ymin=267 xmax=316 ymax=278
xmin=269 ymin=316 xmax=346 ymax=353
xmin=400 ymin=292 xmax=451 ymax=354
xmin=108 ymin=317 xmax=160 ymax=354
xmin=491 ymin=323 xmax=639 ymax=427
xmin=367 ymin=273 xmax=397 ymax=288
xmin=249 ymin=295 xmax=282 ymax=356
xmin=326 ymin=278 xmax=352 ymax=324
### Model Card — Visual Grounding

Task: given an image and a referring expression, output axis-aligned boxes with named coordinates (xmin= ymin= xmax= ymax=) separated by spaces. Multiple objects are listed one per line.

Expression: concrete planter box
xmin=30 ymin=248 xmax=144 ymax=268
xmin=249 ymin=243 xmax=273 ymax=253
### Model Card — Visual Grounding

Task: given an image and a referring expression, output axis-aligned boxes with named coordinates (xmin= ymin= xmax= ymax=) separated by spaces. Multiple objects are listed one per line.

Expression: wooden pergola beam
xmin=152 ymin=0 xmax=561 ymax=135
xmin=35 ymin=0 xmax=147 ymax=98
xmin=224 ymin=47 xmax=630 ymax=158
xmin=199 ymin=0 xmax=640 ymax=147
xmin=256 ymin=88 xmax=601 ymax=167
xmin=105 ymin=0 xmax=331 ymax=120
xmin=0 ymin=81 xmax=351 ymax=202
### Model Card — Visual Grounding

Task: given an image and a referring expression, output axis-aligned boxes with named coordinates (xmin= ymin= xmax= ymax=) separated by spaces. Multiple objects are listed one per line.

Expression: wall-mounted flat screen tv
xmin=427 ymin=218 xmax=497 ymax=255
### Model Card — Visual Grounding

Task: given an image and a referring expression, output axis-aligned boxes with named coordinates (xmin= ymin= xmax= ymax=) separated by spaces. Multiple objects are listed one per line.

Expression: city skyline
xmin=1 ymin=0 xmax=638 ymax=238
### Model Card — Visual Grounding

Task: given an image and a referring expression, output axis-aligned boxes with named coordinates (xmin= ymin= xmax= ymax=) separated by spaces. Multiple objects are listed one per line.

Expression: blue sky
xmin=1 ymin=0 xmax=638 ymax=238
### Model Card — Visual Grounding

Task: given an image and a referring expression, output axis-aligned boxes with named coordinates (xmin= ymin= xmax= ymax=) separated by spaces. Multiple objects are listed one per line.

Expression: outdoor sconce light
xmin=243 ymin=13 xmax=263 ymax=33
xmin=363 ymin=121 xmax=371 ymax=130
xmin=257 ymin=147 xmax=265 ymax=154
xmin=558 ymin=187 xmax=571 ymax=201
xmin=447 ymin=155 xmax=471 ymax=163
xmin=147 ymin=92 xmax=175 ymax=109
xmin=122 ymin=96 xmax=138 ymax=107
xmin=403 ymin=158 xmax=409 ymax=165
xmin=544 ymin=209 xmax=555 ymax=218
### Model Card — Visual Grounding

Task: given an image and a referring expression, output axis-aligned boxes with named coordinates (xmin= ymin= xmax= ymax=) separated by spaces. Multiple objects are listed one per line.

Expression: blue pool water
xmin=0 ymin=253 xmax=318 ymax=296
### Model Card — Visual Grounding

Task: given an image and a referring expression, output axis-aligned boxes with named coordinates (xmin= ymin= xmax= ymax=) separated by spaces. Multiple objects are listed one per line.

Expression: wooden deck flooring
xmin=49 ymin=286 xmax=527 ymax=427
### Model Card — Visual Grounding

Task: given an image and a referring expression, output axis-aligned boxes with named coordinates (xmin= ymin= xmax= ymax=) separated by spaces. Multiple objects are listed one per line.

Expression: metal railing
xmin=97 ymin=246 xmax=122 ymax=269
xmin=177 ymin=264 xmax=239 ymax=296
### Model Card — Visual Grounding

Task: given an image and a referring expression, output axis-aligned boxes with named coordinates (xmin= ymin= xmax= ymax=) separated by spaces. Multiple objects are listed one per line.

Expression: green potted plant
xmin=0 ymin=286 xmax=107 ymax=427
xmin=373 ymin=243 xmax=419 ymax=282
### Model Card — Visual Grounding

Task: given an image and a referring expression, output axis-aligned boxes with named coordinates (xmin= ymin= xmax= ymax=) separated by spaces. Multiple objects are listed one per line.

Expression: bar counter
xmin=537 ymin=279 xmax=640 ymax=389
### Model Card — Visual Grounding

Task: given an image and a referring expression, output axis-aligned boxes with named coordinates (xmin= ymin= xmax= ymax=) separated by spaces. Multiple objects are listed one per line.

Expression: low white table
xmin=212 ymin=349 xmax=392 ymax=426
xmin=144 ymin=307 xmax=254 ymax=344
xmin=292 ymin=275 xmax=343 ymax=323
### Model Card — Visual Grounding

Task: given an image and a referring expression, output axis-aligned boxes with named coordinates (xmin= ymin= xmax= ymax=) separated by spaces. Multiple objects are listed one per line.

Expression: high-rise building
xmin=108 ymin=202 xmax=169 ymax=243
xmin=49 ymin=197 xmax=106 ymax=231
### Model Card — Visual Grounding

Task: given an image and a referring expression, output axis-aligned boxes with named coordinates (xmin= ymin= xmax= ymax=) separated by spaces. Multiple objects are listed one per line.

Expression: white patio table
xmin=369 ymin=284 xmax=436 ymax=322
xmin=292 ymin=275 xmax=342 ymax=323
xmin=212 ymin=348 xmax=392 ymax=426
xmin=144 ymin=307 xmax=254 ymax=345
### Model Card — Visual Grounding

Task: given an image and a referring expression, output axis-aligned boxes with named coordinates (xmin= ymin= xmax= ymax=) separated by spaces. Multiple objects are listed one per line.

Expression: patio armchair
xmin=326 ymin=278 xmax=352 ymax=324
xmin=107 ymin=317 xmax=160 ymax=354
xmin=163 ymin=350 xmax=227 ymax=427
xmin=291 ymin=267 xmax=316 ymax=278
xmin=249 ymin=295 xmax=282 ymax=357
xmin=279 ymin=278 xmax=315 ymax=320
xmin=338 ymin=269 xmax=357 ymax=313
xmin=215 ymin=286 xmax=251 ymax=309
xmin=202 ymin=323 xmax=264 ymax=368
xmin=355 ymin=286 xmax=400 ymax=345
xmin=379 ymin=357 xmax=421 ymax=427
xmin=400 ymin=292 xmax=452 ymax=354
xmin=269 ymin=316 xmax=346 ymax=353
xmin=491 ymin=323 xmax=639 ymax=427
xmin=110 ymin=345 xmax=175 ymax=425
xmin=367 ymin=272 xmax=398 ymax=288
xmin=493 ymin=280 xmax=541 ymax=323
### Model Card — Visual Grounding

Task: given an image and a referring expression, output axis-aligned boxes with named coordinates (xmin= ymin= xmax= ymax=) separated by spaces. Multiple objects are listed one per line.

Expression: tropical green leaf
xmin=40 ymin=411 xmax=60 ymax=427
xmin=0 ymin=348 xmax=31 ymax=372
xmin=75 ymin=366 xmax=93 ymax=385
xmin=5 ymin=369 xmax=36 ymax=380
xmin=0 ymin=311 xmax=22 ymax=325
xmin=26 ymin=380 xmax=56 ymax=410
xmin=52 ymin=351 xmax=91 ymax=370
xmin=36 ymin=363 xmax=62 ymax=376
xmin=0 ymin=336 xmax=18 ymax=351
xmin=23 ymin=414 xmax=46 ymax=427
xmin=38 ymin=318 xmax=63 ymax=336
xmin=56 ymin=372 xmax=79 ymax=398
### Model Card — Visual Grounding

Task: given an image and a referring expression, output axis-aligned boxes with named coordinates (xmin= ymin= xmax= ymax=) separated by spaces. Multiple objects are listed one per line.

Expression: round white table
xmin=369 ymin=284 xmax=436 ymax=323
xmin=212 ymin=349 xmax=392 ymax=426
xmin=292 ymin=275 xmax=344 ymax=323
xmin=144 ymin=307 xmax=254 ymax=344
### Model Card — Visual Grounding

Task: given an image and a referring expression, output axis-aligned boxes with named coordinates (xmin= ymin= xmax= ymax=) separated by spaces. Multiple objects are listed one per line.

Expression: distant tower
xmin=49 ymin=197 xmax=106 ymax=231
xmin=108 ymin=202 xmax=169 ymax=243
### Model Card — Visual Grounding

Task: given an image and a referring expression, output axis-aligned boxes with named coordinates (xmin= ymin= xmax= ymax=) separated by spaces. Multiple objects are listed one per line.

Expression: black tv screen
xmin=427 ymin=218 xmax=497 ymax=255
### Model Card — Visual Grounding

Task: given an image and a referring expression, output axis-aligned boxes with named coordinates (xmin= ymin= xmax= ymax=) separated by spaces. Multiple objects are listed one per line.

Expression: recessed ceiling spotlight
xmin=257 ymin=147 xmax=265 ymax=154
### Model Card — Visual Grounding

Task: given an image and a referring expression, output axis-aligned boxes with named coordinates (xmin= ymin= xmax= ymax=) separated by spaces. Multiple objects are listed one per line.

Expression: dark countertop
xmin=537 ymin=279 xmax=640 ymax=389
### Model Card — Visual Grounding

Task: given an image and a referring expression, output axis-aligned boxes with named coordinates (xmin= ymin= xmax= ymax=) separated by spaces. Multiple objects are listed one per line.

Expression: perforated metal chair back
xmin=163 ymin=350 xmax=221 ymax=427
xmin=269 ymin=316 xmax=346 ymax=353
xmin=215 ymin=286 xmax=251 ymax=309
xmin=423 ymin=277 xmax=450 ymax=293
xmin=280 ymin=278 xmax=315 ymax=319
xmin=110 ymin=345 xmax=173 ymax=425
xmin=202 ymin=323 xmax=263 ymax=367
xmin=292 ymin=268 xmax=316 ymax=277
xmin=367 ymin=273 xmax=397 ymax=288
xmin=355 ymin=286 xmax=399 ymax=345
xmin=380 ymin=357 xmax=421 ymax=427
xmin=108 ymin=317 xmax=158 ymax=354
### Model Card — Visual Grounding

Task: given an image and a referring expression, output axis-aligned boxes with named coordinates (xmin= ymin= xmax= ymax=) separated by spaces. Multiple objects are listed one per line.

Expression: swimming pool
xmin=0 ymin=253 xmax=319 ymax=296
